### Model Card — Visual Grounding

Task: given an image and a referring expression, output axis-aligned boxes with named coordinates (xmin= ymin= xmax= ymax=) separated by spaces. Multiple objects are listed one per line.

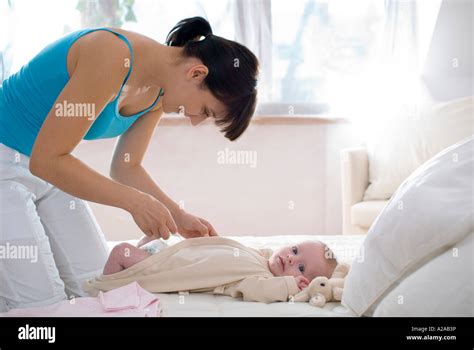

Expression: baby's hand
xmin=295 ymin=276 xmax=310 ymax=290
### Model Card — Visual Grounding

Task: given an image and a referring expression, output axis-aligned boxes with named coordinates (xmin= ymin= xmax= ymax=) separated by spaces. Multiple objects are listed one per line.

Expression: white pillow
xmin=372 ymin=233 xmax=473 ymax=317
xmin=342 ymin=135 xmax=474 ymax=316
xmin=364 ymin=96 xmax=474 ymax=200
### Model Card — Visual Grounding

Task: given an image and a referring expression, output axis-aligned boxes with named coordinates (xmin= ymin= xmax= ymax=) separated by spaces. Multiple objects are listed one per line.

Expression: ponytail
xmin=165 ymin=16 xmax=213 ymax=47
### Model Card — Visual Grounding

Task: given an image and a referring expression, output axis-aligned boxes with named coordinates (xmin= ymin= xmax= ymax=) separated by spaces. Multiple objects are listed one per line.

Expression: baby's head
xmin=268 ymin=241 xmax=337 ymax=281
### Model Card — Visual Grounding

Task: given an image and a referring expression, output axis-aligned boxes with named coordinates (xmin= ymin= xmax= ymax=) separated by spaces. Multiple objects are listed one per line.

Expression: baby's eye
xmin=292 ymin=246 xmax=298 ymax=254
xmin=298 ymin=264 xmax=305 ymax=273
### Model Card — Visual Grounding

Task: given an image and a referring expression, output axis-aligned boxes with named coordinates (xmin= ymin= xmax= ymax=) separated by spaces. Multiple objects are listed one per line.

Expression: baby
xmin=96 ymin=235 xmax=338 ymax=302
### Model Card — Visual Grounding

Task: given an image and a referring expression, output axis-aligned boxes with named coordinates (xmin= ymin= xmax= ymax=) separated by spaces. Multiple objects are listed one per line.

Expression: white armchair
xmin=340 ymin=148 xmax=388 ymax=235
xmin=340 ymin=97 xmax=473 ymax=235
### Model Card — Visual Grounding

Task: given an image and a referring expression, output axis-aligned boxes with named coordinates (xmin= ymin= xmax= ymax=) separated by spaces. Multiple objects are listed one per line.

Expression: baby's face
xmin=268 ymin=241 xmax=333 ymax=281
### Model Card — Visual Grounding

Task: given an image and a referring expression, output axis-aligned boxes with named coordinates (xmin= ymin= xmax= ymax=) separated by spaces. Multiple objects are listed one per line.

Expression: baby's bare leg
xmin=103 ymin=242 xmax=151 ymax=275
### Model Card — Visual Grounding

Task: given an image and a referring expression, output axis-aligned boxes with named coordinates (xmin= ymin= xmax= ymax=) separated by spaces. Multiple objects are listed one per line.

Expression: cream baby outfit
xmin=85 ymin=237 xmax=299 ymax=303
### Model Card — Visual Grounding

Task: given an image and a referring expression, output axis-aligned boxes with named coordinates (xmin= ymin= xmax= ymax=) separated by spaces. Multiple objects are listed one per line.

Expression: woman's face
xmin=161 ymin=60 xmax=226 ymax=125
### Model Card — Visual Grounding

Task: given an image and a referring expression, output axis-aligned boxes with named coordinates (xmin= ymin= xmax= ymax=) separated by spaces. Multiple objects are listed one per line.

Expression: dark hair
xmin=166 ymin=16 xmax=259 ymax=141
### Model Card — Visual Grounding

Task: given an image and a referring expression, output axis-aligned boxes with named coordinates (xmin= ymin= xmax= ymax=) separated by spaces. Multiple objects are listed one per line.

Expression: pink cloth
xmin=1 ymin=282 xmax=161 ymax=317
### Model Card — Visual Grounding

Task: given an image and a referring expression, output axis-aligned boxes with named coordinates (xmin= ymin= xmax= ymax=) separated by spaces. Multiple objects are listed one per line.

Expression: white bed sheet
xmin=108 ymin=234 xmax=365 ymax=317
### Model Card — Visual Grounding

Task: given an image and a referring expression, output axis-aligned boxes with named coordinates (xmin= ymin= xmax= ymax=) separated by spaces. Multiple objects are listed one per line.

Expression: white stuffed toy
xmin=292 ymin=262 xmax=350 ymax=307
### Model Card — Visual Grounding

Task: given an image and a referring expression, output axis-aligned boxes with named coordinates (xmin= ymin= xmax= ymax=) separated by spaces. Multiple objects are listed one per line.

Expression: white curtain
xmin=380 ymin=0 xmax=419 ymax=72
xmin=374 ymin=0 xmax=441 ymax=83
xmin=380 ymin=0 xmax=442 ymax=75
xmin=0 ymin=0 xmax=15 ymax=81
xmin=331 ymin=0 xmax=442 ymax=125
xmin=233 ymin=0 xmax=272 ymax=102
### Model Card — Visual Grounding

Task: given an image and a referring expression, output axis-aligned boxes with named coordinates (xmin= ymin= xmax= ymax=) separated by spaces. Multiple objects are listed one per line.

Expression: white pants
xmin=0 ymin=143 xmax=109 ymax=312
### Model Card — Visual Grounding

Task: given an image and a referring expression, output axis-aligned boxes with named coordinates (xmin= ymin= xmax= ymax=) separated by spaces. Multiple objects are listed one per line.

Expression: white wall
xmin=74 ymin=117 xmax=361 ymax=241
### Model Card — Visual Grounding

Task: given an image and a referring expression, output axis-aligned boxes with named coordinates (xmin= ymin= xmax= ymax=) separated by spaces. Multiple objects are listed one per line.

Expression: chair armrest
xmin=340 ymin=147 xmax=369 ymax=234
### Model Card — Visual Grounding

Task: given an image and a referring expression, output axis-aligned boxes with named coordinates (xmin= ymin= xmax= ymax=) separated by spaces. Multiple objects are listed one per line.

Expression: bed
xmin=108 ymin=234 xmax=366 ymax=317
xmin=102 ymin=136 xmax=472 ymax=318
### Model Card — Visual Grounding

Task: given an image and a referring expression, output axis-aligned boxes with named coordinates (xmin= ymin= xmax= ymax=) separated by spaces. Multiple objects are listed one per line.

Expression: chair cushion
xmin=351 ymin=200 xmax=388 ymax=228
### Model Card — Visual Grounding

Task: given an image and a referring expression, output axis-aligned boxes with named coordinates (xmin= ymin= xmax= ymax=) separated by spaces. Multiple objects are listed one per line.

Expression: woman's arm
xmin=110 ymin=106 xmax=218 ymax=238
xmin=110 ymin=107 xmax=181 ymax=215
xmin=30 ymin=34 xmax=177 ymax=238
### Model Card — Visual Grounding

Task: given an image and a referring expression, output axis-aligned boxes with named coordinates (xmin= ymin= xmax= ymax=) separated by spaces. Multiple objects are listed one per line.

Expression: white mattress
xmin=108 ymin=235 xmax=365 ymax=317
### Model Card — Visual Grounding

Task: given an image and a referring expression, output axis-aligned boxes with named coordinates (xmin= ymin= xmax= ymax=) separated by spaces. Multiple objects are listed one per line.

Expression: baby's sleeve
xmin=226 ymin=276 xmax=300 ymax=303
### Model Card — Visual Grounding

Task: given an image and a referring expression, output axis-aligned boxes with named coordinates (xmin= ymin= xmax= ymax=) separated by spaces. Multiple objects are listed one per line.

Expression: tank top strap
xmin=94 ymin=28 xmax=134 ymax=101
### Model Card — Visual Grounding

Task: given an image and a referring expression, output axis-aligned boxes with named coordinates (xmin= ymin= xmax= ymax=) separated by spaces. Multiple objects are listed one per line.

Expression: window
xmin=2 ymin=0 xmax=438 ymax=117
xmin=262 ymin=0 xmax=385 ymax=115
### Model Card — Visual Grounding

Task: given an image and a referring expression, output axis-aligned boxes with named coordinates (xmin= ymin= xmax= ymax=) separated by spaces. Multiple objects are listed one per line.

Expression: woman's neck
xmin=139 ymin=40 xmax=184 ymax=91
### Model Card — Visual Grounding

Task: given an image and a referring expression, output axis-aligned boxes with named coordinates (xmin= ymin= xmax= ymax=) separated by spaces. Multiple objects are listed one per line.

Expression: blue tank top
xmin=0 ymin=27 xmax=164 ymax=156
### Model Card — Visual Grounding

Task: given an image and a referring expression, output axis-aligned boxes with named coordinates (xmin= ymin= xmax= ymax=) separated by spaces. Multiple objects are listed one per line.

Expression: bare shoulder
xmin=68 ymin=29 xmax=132 ymax=81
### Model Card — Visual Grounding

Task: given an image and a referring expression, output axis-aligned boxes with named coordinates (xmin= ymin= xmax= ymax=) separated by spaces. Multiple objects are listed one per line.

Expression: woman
xmin=0 ymin=16 xmax=259 ymax=311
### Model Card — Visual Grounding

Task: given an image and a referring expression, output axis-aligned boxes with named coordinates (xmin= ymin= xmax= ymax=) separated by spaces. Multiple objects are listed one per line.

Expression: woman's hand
xmin=129 ymin=191 xmax=178 ymax=239
xmin=173 ymin=210 xmax=218 ymax=239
